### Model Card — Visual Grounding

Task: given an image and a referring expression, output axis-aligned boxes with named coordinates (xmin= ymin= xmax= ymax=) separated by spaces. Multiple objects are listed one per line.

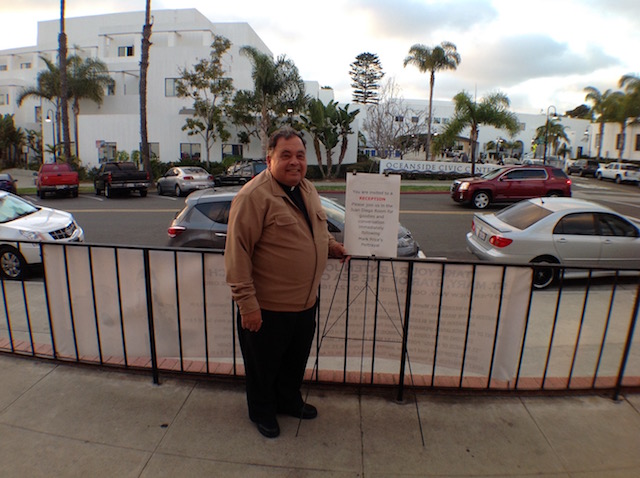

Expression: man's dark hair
xmin=267 ymin=126 xmax=306 ymax=153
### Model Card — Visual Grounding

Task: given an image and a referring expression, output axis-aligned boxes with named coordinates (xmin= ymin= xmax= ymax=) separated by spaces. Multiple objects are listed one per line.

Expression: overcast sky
xmin=2 ymin=0 xmax=638 ymax=115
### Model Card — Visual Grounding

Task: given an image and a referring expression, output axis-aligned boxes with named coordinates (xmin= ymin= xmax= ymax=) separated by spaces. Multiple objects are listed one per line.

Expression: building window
xmin=0 ymin=94 xmax=7 ymax=105
xmin=98 ymin=142 xmax=117 ymax=163
xmin=139 ymin=142 xmax=160 ymax=160
xmin=0 ymin=65 xmax=7 ymax=71
xmin=20 ymin=62 xmax=32 ymax=69
xmin=222 ymin=144 xmax=243 ymax=158
xmin=165 ymin=78 xmax=179 ymax=97
xmin=180 ymin=143 xmax=201 ymax=161
xmin=118 ymin=46 xmax=134 ymax=57
xmin=106 ymin=82 xmax=115 ymax=96
xmin=616 ymin=134 xmax=623 ymax=150
xmin=411 ymin=116 xmax=419 ymax=123
xmin=35 ymin=106 xmax=41 ymax=122
xmin=635 ymin=134 xmax=640 ymax=152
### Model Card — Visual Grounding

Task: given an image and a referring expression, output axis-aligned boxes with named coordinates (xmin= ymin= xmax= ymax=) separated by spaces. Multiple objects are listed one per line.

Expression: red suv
xmin=450 ymin=166 xmax=572 ymax=209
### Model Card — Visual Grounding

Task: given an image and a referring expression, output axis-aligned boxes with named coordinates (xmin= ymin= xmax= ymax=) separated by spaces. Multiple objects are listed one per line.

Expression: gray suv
xmin=214 ymin=159 xmax=267 ymax=186
xmin=167 ymin=189 xmax=421 ymax=257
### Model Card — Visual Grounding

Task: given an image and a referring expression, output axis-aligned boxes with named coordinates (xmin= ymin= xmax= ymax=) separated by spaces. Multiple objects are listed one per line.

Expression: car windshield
xmin=255 ymin=163 xmax=267 ymax=174
xmin=481 ymin=168 xmax=507 ymax=180
xmin=320 ymin=197 xmax=345 ymax=223
xmin=495 ymin=201 xmax=553 ymax=230
xmin=0 ymin=193 xmax=39 ymax=223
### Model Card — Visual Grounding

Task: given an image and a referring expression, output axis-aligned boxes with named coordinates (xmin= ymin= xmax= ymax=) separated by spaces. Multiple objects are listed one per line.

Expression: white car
xmin=595 ymin=162 xmax=640 ymax=184
xmin=466 ymin=197 xmax=640 ymax=288
xmin=0 ymin=191 xmax=84 ymax=280
xmin=156 ymin=166 xmax=215 ymax=197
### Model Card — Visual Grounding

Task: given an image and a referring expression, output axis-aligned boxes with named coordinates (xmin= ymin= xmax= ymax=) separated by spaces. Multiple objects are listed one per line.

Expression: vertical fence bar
xmin=487 ymin=266 xmax=508 ymax=389
xmin=1 ymin=276 xmax=14 ymax=352
xmin=370 ymin=261 xmax=382 ymax=384
xmin=514 ymin=268 xmax=535 ymax=389
xmin=431 ymin=263 xmax=446 ymax=387
xmin=88 ymin=247 xmax=104 ymax=364
xmin=459 ymin=265 xmax=477 ymax=388
xmin=63 ymin=245 xmax=80 ymax=361
xmin=567 ymin=270 xmax=593 ymax=388
xmin=114 ymin=248 xmax=128 ymax=367
xmin=143 ymin=249 xmax=159 ymax=384
xmin=396 ymin=261 xmax=414 ymax=402
xmin=201 ymin=253 xmax=210 ymax=374
xmin=592 ymin=271 xmax=619 ymax=388
xmin=342 ymin=260 xmax=352 ymax=383
xmin=541 ymin=268 xmax=565 ymax=389
xmin=613 ymin=278 xmax=640 ymax=400
xmin=173 ymin=251 xmax=184 ymax=372
xmin=41 ymin=244 xmax=57 ymax=358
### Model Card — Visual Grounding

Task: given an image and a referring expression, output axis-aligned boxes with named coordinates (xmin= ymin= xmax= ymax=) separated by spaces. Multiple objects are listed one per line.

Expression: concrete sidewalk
xmin=1 ymin=354 xmax=638 ymax=477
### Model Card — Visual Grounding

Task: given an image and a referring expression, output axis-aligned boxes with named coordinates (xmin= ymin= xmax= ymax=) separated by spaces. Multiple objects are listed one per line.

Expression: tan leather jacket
xmin=224 ymin=170 xmax=337 ymax=315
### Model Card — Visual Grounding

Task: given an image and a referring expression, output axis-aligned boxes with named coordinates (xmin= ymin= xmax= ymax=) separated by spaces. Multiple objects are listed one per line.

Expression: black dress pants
xmin=237 ymin=303 xmax=317 ymax=422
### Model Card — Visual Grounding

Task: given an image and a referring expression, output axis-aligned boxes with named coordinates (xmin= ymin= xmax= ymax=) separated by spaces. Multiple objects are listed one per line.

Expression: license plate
xmin=478 ymin=230 xmax=487 ymax=241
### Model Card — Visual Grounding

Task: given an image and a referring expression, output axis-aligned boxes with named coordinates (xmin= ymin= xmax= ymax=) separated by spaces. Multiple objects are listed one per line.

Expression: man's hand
xmin=329 ymin=242 xmax=349 ymax=263
xmin=241 ymin=309 xmax=263 ymax=332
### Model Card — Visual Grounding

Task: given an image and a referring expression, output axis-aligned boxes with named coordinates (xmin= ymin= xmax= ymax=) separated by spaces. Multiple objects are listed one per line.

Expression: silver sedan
xmin=156 ymin=166 xmax=214 ymax=197
xmin=466 ymin=197 xmax=640 ymax=288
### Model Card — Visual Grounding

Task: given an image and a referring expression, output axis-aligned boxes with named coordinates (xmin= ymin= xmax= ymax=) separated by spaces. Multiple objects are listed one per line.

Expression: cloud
xmin=350 ymin=0 xmax=497 ymax=39
xmin=458 ymin=34 xmax=621 ymax=89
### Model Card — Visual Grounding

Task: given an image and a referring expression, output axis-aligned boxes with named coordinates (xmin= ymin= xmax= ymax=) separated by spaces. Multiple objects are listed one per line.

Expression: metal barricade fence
xmin=0 ymin=241 xmax=638 ymax=400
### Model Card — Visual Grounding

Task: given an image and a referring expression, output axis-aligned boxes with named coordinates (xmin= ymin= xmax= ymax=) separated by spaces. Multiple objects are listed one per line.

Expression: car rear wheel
xmin=615 ymin=175 xmax=622 ymax=184
xmin=530 ymin=257 xmax=559 ymax=289
xmin=546 ymin=191 xmax=562 ymax=197
xmin=157 ymin=184 xmax=164 ymax=195
xmin=0 ymin=247 xmax=27 ymax=280
xmin=472 ymin=191 xmax=491 ymax=209
xmin=175 ymin=185 xmax=182 ymax=197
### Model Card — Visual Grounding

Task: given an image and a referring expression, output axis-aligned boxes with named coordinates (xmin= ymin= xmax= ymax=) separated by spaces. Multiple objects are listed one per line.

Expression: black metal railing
xmin=0 ymin=241 xmax=638 ymax=400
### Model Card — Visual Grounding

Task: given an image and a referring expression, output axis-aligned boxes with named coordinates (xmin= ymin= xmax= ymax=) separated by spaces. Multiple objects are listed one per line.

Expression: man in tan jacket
xmin=225 ymin=126 xmax=347 ymax=438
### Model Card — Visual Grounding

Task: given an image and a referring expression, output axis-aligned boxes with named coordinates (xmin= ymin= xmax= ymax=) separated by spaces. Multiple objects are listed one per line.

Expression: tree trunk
xmin=470 ymin=125 xmax=478 ymax=176
xmin=618 ymin=122 xmax=626 ymax=160
xmin=59 ymin=0 xmax=72 ymax=163
xmin=425 ymin=70 xmax=435 ymax=161
xmin=73 ymin=99 xmax=80 ymax=159
xmin=313 ymin=136 xmax=325 ymax=179
xmin=140 ymin=0 xmax=153 ymax=173
xmin=597 ymin=121 xmax=604 ymax=160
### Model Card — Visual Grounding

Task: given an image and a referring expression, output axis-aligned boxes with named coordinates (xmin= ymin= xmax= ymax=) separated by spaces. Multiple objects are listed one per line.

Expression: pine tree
xmin=350 ymin=53 xmax=384 ymax=105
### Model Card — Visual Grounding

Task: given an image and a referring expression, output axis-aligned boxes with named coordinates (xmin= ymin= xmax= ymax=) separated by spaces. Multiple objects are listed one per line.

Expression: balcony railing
xmin=1 ymin=241 xmax=638 ymax=400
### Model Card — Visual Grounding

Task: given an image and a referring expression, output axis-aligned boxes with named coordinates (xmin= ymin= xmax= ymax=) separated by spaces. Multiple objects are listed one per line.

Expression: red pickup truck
xmin=36 ymin=163 xmax=79 ymax=198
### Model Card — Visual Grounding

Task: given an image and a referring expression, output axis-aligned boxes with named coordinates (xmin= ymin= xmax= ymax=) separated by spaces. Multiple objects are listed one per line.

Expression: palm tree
xmin=605 ymin=90 xmax=634 ymax=160
xmin=534 ymin=119 xmax=570 ymax=159
xmin=584 ymin=86 xmax=617 ymax=160
xmin=403 ymin=41 xmax=460 ymax=160
xmin=18 ymin=57 xmax=61 ymax=146
xmin=239 ymin=46 xmax=307 ymax=156
xmin=439 ymin=91 xmax=520 ymax=175
xmin=68 ymin=56 xmax=112 ymax=158
xmin=332 ymin=104 xmax=359 ymax=177
xmin=139 ymin=0 xmax=153 ymax=173
xmin=59 ymin=0 xmax=71 ymax=163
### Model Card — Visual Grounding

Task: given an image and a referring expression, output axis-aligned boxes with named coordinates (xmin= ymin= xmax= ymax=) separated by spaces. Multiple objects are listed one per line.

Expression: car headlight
xmin=459 ymin=182 xmax=470 ymax=191
xmin=20 ymin=230 xmax=46 ymax=241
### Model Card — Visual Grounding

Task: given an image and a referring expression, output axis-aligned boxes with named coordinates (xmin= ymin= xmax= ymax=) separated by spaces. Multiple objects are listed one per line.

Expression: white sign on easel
xmin=344 ymin=172 xmax=400 ymax=257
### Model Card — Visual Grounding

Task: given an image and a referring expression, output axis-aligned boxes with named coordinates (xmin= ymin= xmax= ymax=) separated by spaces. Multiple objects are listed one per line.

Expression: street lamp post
xmin=45 ymin=109 xmax=56 ymax=163
xmin=583 ymin=129 xmax=591 ymax=157
xmin=543 ymin=105 xmax=558 ymax=165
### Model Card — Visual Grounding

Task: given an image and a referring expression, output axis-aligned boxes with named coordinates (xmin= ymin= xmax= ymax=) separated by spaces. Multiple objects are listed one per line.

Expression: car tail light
xmin=208 ymin=175 xmax=213 ymax=181
xmin=106 ymin=172 xmax=112 ymax=184
xmin=489 ymin=235 xmax=512 ymax=248
xmin=471 ymin=220 xmax=476 ymax=233
xmin=168 ymin=225 xmax=186 ymax=238
xmin=183 ymin=175 xmax=194 ymax=181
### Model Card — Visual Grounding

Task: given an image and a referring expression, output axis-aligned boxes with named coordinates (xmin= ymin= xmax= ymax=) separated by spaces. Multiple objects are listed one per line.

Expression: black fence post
xmin=397 ymin=261 xmax=414 ymax=402
xmin=143 ymin=249 xmax=160 ymax=384
xmin=613 ymin=278 xmax=640 ymax=401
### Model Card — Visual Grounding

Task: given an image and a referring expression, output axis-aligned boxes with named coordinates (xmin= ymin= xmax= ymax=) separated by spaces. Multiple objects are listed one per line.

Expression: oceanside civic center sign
xmin=379 ymin=159 xmax=500 ymax=176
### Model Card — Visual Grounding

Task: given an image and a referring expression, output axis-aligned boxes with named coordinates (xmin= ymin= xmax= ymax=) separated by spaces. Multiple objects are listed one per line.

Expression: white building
xmin=1 ymin=8 xmax=637 ymax=170
xmin=0 ymin=8 xmax=346 ymax=168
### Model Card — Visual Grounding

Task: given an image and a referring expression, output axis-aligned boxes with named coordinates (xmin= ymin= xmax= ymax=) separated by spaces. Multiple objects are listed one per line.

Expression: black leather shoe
xmin=254 ymin=418 xmax=280 ymax=438
xmin=286 ymin=403 xmax=318 ymax=420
